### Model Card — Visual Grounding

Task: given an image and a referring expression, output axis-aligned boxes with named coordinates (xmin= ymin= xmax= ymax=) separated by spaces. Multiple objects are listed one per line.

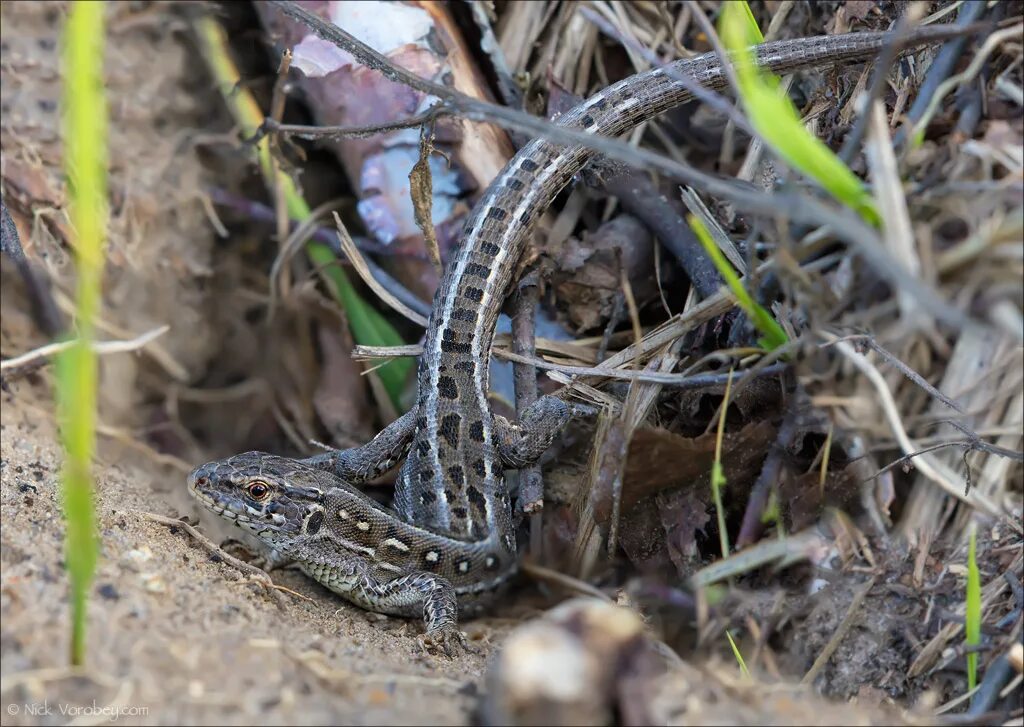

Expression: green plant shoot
xmin=710 ymin=368 xmax=735 ymax=559
xmin=719 ymin=2 xmax=880 ymax=225
xmin=58 ymin=0 xmax=107 ymax=666
xmin=965 ymin=523 xmax=981 ymax=693
xmin=726 ymin=630 xmax=751 ymax=676
xmin=688 ymin=215 xmax=788 ymax=350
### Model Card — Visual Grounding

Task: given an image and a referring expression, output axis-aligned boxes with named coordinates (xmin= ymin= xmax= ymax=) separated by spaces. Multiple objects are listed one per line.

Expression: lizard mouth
xmin=189 ymin=487 xmax=254 ymax=525
xmin=187 ymin=472 xmax=256 ymax=526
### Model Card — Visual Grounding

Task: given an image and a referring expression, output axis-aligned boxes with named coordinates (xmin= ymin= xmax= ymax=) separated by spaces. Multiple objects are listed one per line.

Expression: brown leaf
xmin=620 ymin=420 xmax=776 ymax=513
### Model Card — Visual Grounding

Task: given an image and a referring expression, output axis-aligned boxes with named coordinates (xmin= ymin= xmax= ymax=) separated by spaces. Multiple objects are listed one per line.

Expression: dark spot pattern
xmin=506 ymin=178 xmax=524 ymax=191
xmin=454 ymin=360 xmax=476 ymax=373
xmin=481 ymin=242 xmax=500 ymax=256
xmin=417 ymin=440 xmax=431 ymax=456
xmin=438 ymin=376 xmax=458 ymax=399
xmin=473 ymin=459 xmax=487 ymax=478
xmin=582 ymin=114 xmax=594 ymax=127
xmin=441 ymin=338 xmax=471 ymax=354
xmin=466 ymin=262 xmax=490 ymax=278
xmin=466 ymin=486 xmax=487 ymax=516
xmin=305 ymin=510 xmax=324 ymax=535
xmin=520 ymin=158 xmax=539 ymax=172
xmin=448 ymin=465 xmax=465 ymax=486
xmin=419 ymin=467 xmax=434 ymax=481
xmin=487 ymin=207 xmax=507 ymax=220
xmin=463 ymin=287 xmax=484 ymax=302
xmin=452 ymin=506 xmax=468 ymax=519
xmin=468 ymin=420 xmax=485 ymax=442
xmin=421 ymin=489 xmax=437 ymax=502
xmin=439 ymin=413 xmax=461 ymax=448
xmin=452 ymin=308 xmax=476 ymax=323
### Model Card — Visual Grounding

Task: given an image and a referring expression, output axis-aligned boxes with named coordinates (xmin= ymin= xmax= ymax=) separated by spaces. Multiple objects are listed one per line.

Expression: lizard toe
xmin=418 ymin=626 xmax=475 ymax=658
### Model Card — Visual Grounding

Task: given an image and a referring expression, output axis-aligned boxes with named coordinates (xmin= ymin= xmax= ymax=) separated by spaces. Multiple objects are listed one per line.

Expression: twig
xmin=1 ymin=325 xmax=170 ymax=372
xmin=262 ymin=106 xmax=446 ymax=141
xmin=823 ymin=333 xmax=964 ymax=413
xmin=510 ymin=271 xmax=544 ymax=517
xmin=208 ymin=188 xmax=431 ymax=318
xmin=268 ymin=196 xmax=348 ymax=320
xmin=865 ymin=97 xmax=925 ymax=325
xmin=520 ymin=560 xmax=611 ymax=602
xmin=800 ymin=575 xmax=878 ymax=685
xmin=138 ymin=512 xmax=302 ymax=607
xmin=736 ymin=409 xmax=799 ymax=547
xmin=332 ymin=212 xmax=428 ymax=327
xmin=495 ymin=348 xmax=789 ymax=386
xmin=689 ymin=530 xmax=827 ymax=588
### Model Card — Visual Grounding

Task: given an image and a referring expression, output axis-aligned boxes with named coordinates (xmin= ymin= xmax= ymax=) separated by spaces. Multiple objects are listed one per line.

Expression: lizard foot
xmin=417 ymin=626 xmax=476 ymax=657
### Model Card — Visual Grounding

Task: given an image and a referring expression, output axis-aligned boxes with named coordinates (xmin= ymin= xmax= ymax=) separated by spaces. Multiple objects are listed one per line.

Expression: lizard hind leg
xmin=493 ymin=395 xmax=570 ymax=468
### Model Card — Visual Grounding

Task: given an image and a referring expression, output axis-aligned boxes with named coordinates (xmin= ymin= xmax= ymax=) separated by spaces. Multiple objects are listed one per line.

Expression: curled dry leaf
xmin=548 ymin=214 xmax=657 ymax=333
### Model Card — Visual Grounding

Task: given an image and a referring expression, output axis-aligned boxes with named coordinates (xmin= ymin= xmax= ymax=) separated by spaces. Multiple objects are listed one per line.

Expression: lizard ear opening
xmin=304 ymin=509 xmax=325 ymax=535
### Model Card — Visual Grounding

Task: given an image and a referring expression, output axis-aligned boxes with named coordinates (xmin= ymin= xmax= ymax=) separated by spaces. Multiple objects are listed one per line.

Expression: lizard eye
xmin=246 ymin=482 xmax=270 ymax=501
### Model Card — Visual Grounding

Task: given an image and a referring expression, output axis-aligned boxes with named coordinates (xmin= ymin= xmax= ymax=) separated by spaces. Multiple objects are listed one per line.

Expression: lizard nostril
xmin=196 ymin=476 xmax=209 ymax=487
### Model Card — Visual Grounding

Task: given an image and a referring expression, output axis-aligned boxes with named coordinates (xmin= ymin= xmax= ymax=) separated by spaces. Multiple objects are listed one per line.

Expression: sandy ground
xmin=0 ymin=390 xmax=524 ymax=725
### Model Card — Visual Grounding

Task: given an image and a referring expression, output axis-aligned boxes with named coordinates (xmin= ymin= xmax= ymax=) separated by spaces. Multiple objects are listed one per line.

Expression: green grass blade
xmin=710 ymin=368 xmax=735 ymax=559
xmin=719 ymin=3 xmax=879 ymax=225
xmin=59 ymin=0 xmax=107 ymax=666
xmin=737 ymin=1 xmax=764 ymax=43
xmin=726 ymin=630 xmax=751 ymax=676
xmin=194 ymin=17 xmax=413 ymax=409
xmin=965 ymin=523 xmax=981 ymax=693
xmin=688 ymin=215 xmax=788 ymax=350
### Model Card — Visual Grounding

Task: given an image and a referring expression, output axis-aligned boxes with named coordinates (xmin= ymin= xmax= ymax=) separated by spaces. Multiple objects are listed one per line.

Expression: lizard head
xmin=187 ymin=452 xmax=327 ymax=547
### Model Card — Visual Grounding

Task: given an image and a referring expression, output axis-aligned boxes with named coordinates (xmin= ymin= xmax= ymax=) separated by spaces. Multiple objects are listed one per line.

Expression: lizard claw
xmin=417 ymin=626 xmax=476 ymax=657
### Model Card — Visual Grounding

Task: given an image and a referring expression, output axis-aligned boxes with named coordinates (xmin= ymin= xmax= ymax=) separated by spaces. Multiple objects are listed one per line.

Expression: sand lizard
xmin=188 ymin=22 xmax=974 ymax=655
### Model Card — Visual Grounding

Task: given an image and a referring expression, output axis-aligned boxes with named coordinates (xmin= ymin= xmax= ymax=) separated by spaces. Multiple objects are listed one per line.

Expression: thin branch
xmin=822 ymin=333 xmax=964 ymax=412
xmin=510 ymin=271 xmax=544 ymax=517
xmin=1 ymin=325 xmax=170 ymax=372
xmin=332 ymin=212 xmax=428 ymax=327
xmin=262 ymin=106 xmax=447 ymax=141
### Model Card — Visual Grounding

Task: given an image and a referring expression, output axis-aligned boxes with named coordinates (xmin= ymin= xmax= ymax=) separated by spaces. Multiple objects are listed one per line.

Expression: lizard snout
xmin=187 ymin=463 xmax=215 ymax=493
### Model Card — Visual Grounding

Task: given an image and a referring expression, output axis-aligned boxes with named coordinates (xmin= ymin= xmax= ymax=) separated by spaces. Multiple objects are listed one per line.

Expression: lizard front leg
xmin=493 ymin=395 xmax=571 ymax=468
xmin=301 ymin=409 xmax=417 ymax=483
